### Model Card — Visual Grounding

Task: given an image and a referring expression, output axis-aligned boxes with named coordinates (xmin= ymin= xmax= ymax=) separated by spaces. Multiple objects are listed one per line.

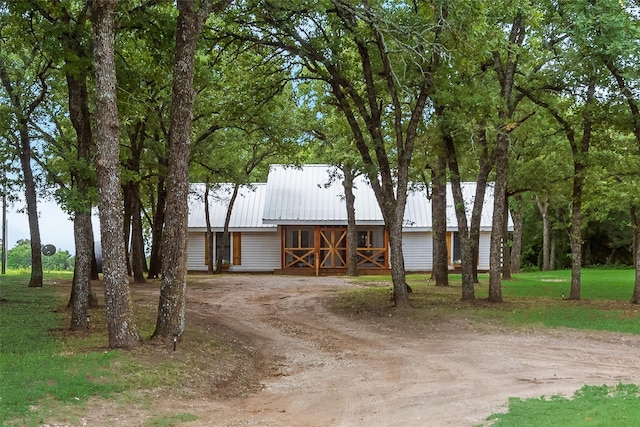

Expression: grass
xmin=345 ymin=269 xmax=640 ymax=426
xmin=0 ymin=271 xmax=256 ymax=426
xmin=348 ymin=269 xmax=640 ymax=334
xmin=0 ymin=272 xmax=121 ymax=425
xmin=484 ymin=383 xmax=640 ymax=427
xmin=2 ymin=269 xmax=639 ymax=425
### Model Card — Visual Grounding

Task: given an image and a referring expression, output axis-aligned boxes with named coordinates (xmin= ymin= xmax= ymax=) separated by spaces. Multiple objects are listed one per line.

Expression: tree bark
xmin=147 ymin=171 xmax=167 ymax=279
xmin=489 ymin=12 xmax=525 ymax=303
xmin=131 ymin=190 xmax=147 ymax=282
xmin=21 ymin=125 xmax=44 ymax=288
xmin=153 ymin=0 xmax=216 ymax=341
xmin=216 ymin=183 xmax=240 ymax=273
xmin=342 ymin=167 xmax=359 ymax=277
xmin=204 ymin=180 xmax=215 ymax=274
xmin=430 ymin=156 xmax=449 ymax=286
xmin=631 ymin=206 xmax=640 ymax=304
xmin=92 ymin=0 xmax=139 ymax=349
xmin=440 ymin=109 xmax=474 ymax=300
xmin=469 ymin=126 xmax=492 ymax=283
xmin=0 ymin=55 xmax=45 ymax=288
xmin=536 ymin=195 xmax=550 ymax=271
xmin=550 ymin=232 xmax=557 ymax=271
xmin=501 ymin=194 xmax=512 ymax=281
xmin=63 ymin=39 xmax=96 ymax=327
xmin=510 ymin=194 xmax=523 ymax=274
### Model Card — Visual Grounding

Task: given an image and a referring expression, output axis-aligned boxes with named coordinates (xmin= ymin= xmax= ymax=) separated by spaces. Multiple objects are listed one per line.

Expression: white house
xmin=186 ymin=164 xmax=509 ymax=274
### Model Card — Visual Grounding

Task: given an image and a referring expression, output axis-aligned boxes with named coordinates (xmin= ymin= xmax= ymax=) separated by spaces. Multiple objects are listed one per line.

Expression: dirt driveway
xmin=67 ymin=274 xmax=640 ymax=426
xmin=134 ymin=274 xmax=639 ymax=427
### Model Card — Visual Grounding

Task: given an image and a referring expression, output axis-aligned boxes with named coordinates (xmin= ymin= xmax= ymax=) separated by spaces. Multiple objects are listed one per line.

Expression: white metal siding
xmin=402 ymin=232 xmax=432 ymax=272
xmin=187 ymin=232 xmax=208 ymax=271
xmin=478 ymin=232 xmax=491 ymax=270
xmin=229 ymin=232 xmax=281 ymax=272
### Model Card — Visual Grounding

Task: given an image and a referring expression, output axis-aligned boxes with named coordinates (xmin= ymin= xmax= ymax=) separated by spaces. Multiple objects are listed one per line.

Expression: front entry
xmin=319 ymin=227 xmax=347 ymax=269
xmin=280 ymin=225 xmax=388 ymax=275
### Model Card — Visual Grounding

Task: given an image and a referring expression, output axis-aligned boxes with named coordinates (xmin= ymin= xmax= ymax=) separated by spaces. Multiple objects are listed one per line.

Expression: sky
xmin=4 ymin=197 xmax=98 ymax=255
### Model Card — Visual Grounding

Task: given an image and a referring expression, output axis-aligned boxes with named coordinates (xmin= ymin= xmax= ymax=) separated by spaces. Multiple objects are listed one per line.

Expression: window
xmin=358 ymin=230 xmax=372 ymax=248
xmin=284 ymin=227 xmax=315 ymax=268
xmin=216 ymin=232 xmax=231 ymax=265
xmin=452 ymin=232 xmax=461 ymax=262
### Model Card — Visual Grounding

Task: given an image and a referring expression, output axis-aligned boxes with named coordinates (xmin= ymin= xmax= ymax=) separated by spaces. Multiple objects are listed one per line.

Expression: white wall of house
xmin=402 ymin=232 xmax=433 ymax=272
xmin=187 ymin=231 xmax=281 ymax=272
xmin=478 ymin=232 xmax=491 ymax=271
xmin=230 ymin=231 xmax=281 ymax=272
xmin=187 ymin=231 xmax=208 ymax=272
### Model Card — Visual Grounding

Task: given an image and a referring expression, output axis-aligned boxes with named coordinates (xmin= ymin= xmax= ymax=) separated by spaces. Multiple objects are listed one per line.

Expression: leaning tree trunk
xmin=342 ymin=168 xmax=359 ymax=277
xmin=153 ymin=0 xmax=216 ymax=342
xmin=469 ymin=126 xmax=491 ymax=283
xmin=92 ymin=0 xmax=139 ymax=349
xmin=216 ymin=183 xmax=240 ymax=273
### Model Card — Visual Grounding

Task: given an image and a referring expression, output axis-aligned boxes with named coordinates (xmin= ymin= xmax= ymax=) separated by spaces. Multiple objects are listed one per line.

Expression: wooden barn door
xmin=319 ymin=227 xmax=347 ymax=269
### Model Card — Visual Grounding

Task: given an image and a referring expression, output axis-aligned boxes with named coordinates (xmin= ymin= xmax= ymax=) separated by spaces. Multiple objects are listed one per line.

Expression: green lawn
xmin=0 ymin=272 xmax=121 ymax=424
xmin=485 ymin=384 xmax=640 ymax=427
xmin=2 ymin=269 xmax=639 ymax=426
xmin=358 ymin=268 xmax=640 ymax=334
xmin=350 ymin=269 xmax=640 ymax=426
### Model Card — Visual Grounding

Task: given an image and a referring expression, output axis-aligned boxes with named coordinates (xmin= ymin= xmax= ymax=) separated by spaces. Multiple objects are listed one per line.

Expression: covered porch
xmin=276 ymin=225 xmax=389 ymax=276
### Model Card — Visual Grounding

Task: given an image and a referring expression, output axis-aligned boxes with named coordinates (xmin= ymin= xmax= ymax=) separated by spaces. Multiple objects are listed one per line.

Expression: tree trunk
xmin=153 ymin=0 xmax=214 ymax=341
xmin=21 ymin=126 xmax=44 ymax=288
xmin=489 ymin=12 xmax=525 ymax=303
xmin=387 ymin=218 xmax=410 ymax=307
xmin=131 ymin=189 xmax=147 ymax=283
xmin=342 ymin=168 xmax=359 ymax=277
xmin=469 ymin=126 xmax=491 ymax=283
xmin=204 ymin=181 xmax=215 ymax=274
xmin=147 ymin=174 xmax=167 ymax=279
xmin=501 ymin=194 xmax=512 ymax=281
xmin=631 ymin=206 xmax=640 ymax=304
xmin=568 ymin=172 xmax=584 ymax=300
xmin=550 ymin=232 xmax=557 ymax=271
xmin=489 ymin=132 xmax=508 ymax=303
xmin=64 ymin=45 xmax=96 ymax=326
xmin=441 ymin=113 xmax=474 ymax=300
xmin=123 ymin=182 xmax=133 ymax=276
xmin=70 ymin=212 xmax=91 ymax=330
xmin=510 ymin=194 xmax=523 ymax=274
xmin=216 ymin=183 xmax=240 ymax=273
xmin=430 ymin=157 xmax=449 ymax=286
xmin=536 ymin=195 xmax=550 ymax=271
xmin=92 ymin=0 xmax=139 ymax=349
xmin=0 ymin=56 xmax=44 ymax=288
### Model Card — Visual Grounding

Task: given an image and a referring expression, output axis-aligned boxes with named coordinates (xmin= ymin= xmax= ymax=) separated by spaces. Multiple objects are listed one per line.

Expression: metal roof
xmin=262 ymin=164 xmax=505 ymax=230
xmin=188 ymin=165 xmax=508 ymax=231
xmin=263 ymin=164 xmax=384 ymax=224
xmin=188 ymin=183 xmax=275 ymax=231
